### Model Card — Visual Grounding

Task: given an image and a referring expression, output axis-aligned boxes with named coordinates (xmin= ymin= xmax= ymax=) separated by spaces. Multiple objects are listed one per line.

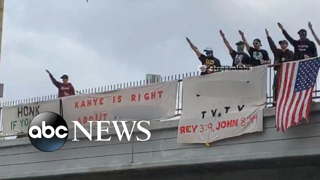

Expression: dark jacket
xmin=198 ymin=54 xmax=221 ymax=75
xmin=282 ymin=30 xmax=317 ymax=60
xmin=267 ymin=36 xmax=294 ymax=71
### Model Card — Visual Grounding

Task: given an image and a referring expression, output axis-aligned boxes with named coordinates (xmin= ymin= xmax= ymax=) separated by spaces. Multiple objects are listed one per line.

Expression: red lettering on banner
xmin=75 ymin=98 xmax=105 ymax=108
xmin=131 ymin=91 xmax=164 ymax=102
xmin=158 ymin=90 xmax=163 ymax=98
xmin=192 ymin=125 xmax=198 ymax=132
xmin=180 ymin=125 xmax=198 ymax=134
xmin=216 ymin=119 xmax=238 ymax=130
xmin=77 ymin=113 xmax=108 ymax=124
xmin=87 ymin=99 xmax=92 ymax=107
xmin=144 ymin=93 xmax=149 ymax=100
xmin=151 ymin=92 xmax=156 ymax=99
xmin=131 ymin=94 xmax=136 ymax=102
xmin=113 ymin=96 xmax=122 ymax=104
xmin=81 ymin=101 xmax=86 ymax=108
xmin=180 ymin=126 xmax=186 ymax=134
xmin=186 ymin=125 xmax=191 ymax=133
xmin=93 ymin=99 xmax=98 ymax=106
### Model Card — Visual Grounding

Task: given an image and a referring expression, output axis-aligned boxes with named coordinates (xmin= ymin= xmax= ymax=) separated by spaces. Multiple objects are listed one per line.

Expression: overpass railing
xmin=2 ymin=66 xmax=320 ymax=108
xmin=1 ymin=66 xmax=320 ymax=138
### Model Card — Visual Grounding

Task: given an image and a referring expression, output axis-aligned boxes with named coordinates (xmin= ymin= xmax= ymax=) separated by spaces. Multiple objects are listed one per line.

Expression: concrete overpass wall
xmin=1 ymin=104 xmax=320 ymax=179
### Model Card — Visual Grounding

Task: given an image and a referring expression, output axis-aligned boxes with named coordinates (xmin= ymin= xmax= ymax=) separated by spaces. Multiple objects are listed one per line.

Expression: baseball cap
xmin=279 ymin=40 xmax=288 ymax=45
xmin=235 ymin=41 xmax=244 ymax=45
xmin=60 ymin=74 xmax=68 ymax=79
xmin=298 ymin=29 xmax=307 ymax=35
xmin=253 ymin=38 xmax=262 ymax=46
xmin=204 ymin=47 xmax=213 ymax=52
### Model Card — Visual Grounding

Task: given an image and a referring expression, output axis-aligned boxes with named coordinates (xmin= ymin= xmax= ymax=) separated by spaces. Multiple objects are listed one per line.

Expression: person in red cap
xmin=278 ymin=22 xmax=317 ymax=60
xmin=46 ymin=70 xmax=75 ymax=98
xmin=308 ymin=21 xmax=320 ymax=46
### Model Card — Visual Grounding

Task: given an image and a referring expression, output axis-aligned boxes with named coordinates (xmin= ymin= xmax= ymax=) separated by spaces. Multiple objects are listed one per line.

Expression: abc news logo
xmin=28 ymin=112 xmax=68 ymax=152
xmin=28 ymin=112 xmax=151 ymax=152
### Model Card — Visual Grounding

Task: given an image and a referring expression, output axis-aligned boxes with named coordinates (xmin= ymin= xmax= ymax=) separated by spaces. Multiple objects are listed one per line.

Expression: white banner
xmin=178 ymin=66 xmax=267 ymax=143
xmin=61 ymin=80 xmax=178 ymax=127
xmin=2 ymin=100 xmax=60 ymax=135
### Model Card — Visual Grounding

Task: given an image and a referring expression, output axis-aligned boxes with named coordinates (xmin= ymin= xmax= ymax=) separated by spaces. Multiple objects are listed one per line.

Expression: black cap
xmin=60 ymin=74 xmax=68 ymax=79
xmin=235 ymin=41 xmax=244 ymax=45
xmin=253 ymin=38 xmax=262 ymax=46
xmin=298 ymin=29 xmax=307 ymax=35
xmin=279 ymin=40 xmax=288 ymax=45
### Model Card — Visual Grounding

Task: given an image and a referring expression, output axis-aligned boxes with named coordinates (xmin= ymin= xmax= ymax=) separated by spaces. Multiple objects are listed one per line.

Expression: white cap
xmin=204 ymin=47 xmax=213 ymax=52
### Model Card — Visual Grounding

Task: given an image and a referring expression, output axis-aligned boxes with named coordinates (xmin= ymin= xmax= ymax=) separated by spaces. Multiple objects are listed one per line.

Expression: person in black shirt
xmin=266 ymin=28 xmax=294 ymax=65
xmin=308 ymin=21 xmax=320 ymax=46
xmin=238 ymin=30 xmax=271 ymax=66
xmin=186 ymin=37 xmax=221 ymax=75
xmin=278 ymin=22 xmax=317 ymax=60
xmin=265 ymin=28 xmax=294 ymax=104
xmin=219 ymin=30 xmax=252 ymax=67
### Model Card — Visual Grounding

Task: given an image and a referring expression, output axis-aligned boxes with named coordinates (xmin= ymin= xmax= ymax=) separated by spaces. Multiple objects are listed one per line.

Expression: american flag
xmin=276 ymin=57 xmax=320 ymax=132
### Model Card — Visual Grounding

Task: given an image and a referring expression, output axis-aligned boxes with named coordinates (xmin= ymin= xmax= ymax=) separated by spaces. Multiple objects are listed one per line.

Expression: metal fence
xmin=1 ymin=66 xmax=320 ymax=139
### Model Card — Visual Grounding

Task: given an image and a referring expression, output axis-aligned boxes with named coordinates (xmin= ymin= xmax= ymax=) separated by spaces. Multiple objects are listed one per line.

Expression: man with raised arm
xmin=238 ymin=30 xmax=271 ymax=66
xmin=46 ymin=70 xmax=75 ymax=98
xmin=278 ymin=22 xmax=317 ymax=60
xmin=219 ymin=30 xmax=251 ymax=67
xmin=308 ymin=21 xmax=320 ymax=46
xmin=186 ymin=37 xmax=221 ymax=76
xmin=265 ymin=28 xmax=294 ymax=103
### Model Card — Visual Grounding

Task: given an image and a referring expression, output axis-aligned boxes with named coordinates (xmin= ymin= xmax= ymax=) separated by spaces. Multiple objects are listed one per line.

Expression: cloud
xmin=1 ymin=0 xmax=320 ymax=102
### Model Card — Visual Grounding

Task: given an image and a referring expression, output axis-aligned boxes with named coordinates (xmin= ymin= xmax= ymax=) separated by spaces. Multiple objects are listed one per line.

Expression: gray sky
xmin=1 ymin=0 xmax=320 ymax=102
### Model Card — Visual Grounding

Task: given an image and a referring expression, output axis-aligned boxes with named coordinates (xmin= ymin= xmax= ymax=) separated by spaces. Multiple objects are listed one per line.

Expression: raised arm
xmin=265 ymin=28 xmax=277 ymax=54
xmin=46 ymin=70 xmax=61 ymax=88
xmin=278 ymin=22 xmax=295 ymax=46
xmin=238 ymin=30 xmax=251 ymax=52
xmin=219 ymin=30 xmax=233 ymax=54
xmin=186 ymin=37 xmax=201 ymax=58
xmin=309 ymin=22 xmax=320 ymax=46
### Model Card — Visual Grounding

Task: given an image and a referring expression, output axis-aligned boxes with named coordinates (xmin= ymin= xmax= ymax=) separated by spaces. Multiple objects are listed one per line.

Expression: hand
xmin=304 ymin=54 xmax=310 ymax=59
xmin=260 ymin=59 xmax=265 ymax=65
xmin=265 ymin=28 xmax=269 ymax=37
xmin=219 ymin=30 xmax=225 ymax=37
xmin=45 ymin=69 xmax=51 ymax=75
xmin=186 ymin=37 xmax=191 ymax=44
xmin=238 ymin=30 xmax=244 ymax=36
xmin=277 ymin=22 xmax=284 ymax=30
xmin=308 ymin=21 xmax=312 ymax=29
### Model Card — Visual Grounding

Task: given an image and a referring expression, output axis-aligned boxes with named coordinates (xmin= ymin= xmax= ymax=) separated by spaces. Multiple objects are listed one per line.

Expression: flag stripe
xmin=278 ymin=63 xmax=291 ymax=131
xmin=302 ymin=88 xmax=313 ymax=118
xmin=276 ymin=63 xmax=289 ymax=131
xmin=289 ymin=91 xmax=301 ymax=128
xmin=281 ymin=63 xmax=296 ymax=130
